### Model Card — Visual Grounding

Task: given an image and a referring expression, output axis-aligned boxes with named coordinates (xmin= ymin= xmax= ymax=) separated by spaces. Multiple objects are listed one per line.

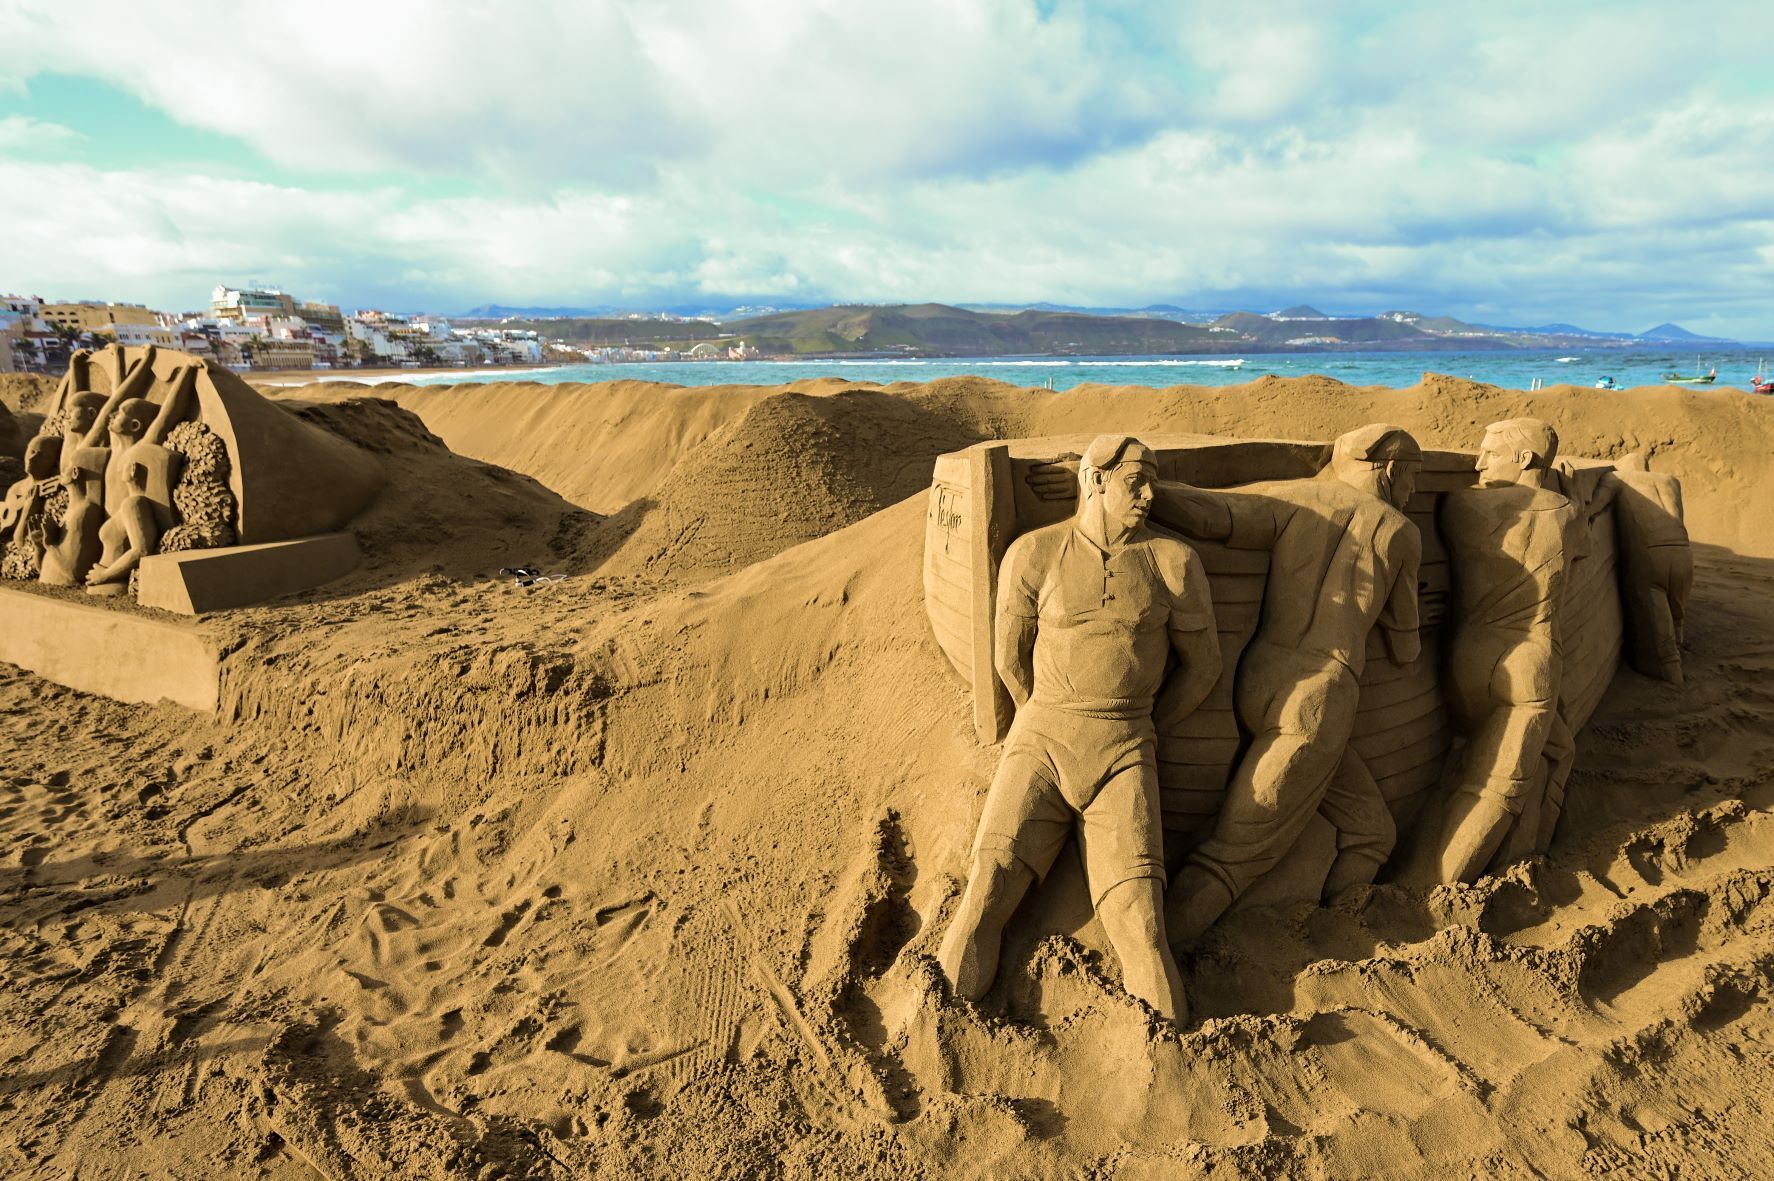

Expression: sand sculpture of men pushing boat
xmin=1152 ymin=424 xmax=1425 ymax=945
xmin=1400 ymin=418 xmax=1586 ymax=884
xmin=938 ymin=434 xmax=1222 ymax=1023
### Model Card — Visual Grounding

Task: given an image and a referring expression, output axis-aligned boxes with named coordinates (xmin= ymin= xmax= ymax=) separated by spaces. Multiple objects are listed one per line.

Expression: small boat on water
xmin=1753 ymin=360 xmax=1773 ymax=395
xmin=1594 ymin=376 xmax=1616 ymax=390
xmin=1662 ymin=364 xmax=1716 ymax=384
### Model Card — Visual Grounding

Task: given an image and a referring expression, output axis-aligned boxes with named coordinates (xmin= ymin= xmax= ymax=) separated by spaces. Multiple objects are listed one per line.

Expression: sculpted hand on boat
xmin=1023 ymin=452 xmax=1083 ymax=502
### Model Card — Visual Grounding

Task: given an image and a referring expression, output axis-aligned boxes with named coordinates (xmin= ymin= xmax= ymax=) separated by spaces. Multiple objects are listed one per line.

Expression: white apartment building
xmin=0 ymin=315 xmax=20 ymax=372
xmin=211 ymin=285 xmax=297 ymax=320
xmin=100 ymin=322 xmax=181 ymax=348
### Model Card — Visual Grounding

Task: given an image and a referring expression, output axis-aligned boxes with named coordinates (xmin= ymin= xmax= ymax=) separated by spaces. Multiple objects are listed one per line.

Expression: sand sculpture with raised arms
xmin=937 ymin=434 xmax=1221 ymax=1022
xmin=1 ymin=343 xmax=387 ymax=612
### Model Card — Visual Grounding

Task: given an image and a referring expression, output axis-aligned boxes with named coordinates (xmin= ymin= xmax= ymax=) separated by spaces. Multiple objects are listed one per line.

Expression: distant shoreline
xmin=254 ymin=363 xmax=568 ymax=386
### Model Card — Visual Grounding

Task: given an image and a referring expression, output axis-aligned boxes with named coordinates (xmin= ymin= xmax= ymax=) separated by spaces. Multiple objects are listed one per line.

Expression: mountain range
xmin=477 ymin=302 xmax=1742 ymax=358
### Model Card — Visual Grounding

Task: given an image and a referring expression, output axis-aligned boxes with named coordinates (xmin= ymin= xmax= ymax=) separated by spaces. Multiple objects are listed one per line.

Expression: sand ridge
xmin=5 ymin=373 xmax=1774 ymax=1177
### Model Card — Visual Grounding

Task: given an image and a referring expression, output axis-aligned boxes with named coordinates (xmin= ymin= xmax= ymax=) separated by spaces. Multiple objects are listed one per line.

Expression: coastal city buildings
xmin=0 ymin=286 xmax=556 ymax=374
xmin=40 ymin=301 xmax=160 ymax=334
xmin=1 ymin=295 xmax=58 ymax=373
xmin=2 ymin=284 xmax=767 ymax=375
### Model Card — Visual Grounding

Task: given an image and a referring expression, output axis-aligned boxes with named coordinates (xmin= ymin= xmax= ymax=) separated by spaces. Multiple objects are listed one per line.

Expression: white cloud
xmin=0 ymin=0 xmax=1186 ymax=186
xmin=0 ymin=113 xmax=76 ymax=149
xmin=1 ymin=0 xmax=1771 ymax=333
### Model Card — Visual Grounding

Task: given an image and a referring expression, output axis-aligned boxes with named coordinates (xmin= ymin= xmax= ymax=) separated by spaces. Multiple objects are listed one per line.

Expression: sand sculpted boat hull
xmin=924 ymin=434 xmax=1658 ymax=867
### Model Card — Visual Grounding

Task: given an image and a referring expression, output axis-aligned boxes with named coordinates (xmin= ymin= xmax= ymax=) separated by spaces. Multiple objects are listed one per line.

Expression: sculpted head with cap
xmin=1078 ymin=434 xmax=1158 ymax=547
xmin=1329 ymin=423 xmax=1422 ymax=509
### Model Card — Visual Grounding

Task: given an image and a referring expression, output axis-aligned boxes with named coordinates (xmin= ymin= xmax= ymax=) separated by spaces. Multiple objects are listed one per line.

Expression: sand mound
xmin=289 ymin=377 xmax=1029 ymax=587
xmin=293 ymin=380 xmax=778 ymax=514
xmin=0 ymin=404 xmax=20 ymax=474
xmin=332 ymin=374 xmax=1774 ymax=561
xmin=215 ymin=397 xmax=596 ymax=617
xmin=584 ymin=388 xmax=1007 ymax=583
xmin=290 ymin=377 xmax=918 ymax=516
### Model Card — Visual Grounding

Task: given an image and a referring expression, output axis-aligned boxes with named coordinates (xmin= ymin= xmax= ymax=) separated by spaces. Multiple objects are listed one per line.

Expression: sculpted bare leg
xmin=940 ymin=434 xmax=1221 ymax=1023
xmin=1320 ymin=749 xmax=1396 ymax=900
xmin=938 ymin=851 xmax=1035 ymax=1001
xmin=1096 ymin=878 xmax=1186 ymax=1023
xmin=1426 ymin=693 xmax=1557 ymax=884
xmin=1165 ymin=725 xmax=1326 ymax=948
xmin=1167 ymin=666 xmax=1358 ymax=946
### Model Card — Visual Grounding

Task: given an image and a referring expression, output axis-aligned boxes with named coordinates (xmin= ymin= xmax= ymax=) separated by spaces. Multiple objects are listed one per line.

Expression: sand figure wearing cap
xmin=1154 ymin=424 xmax=1424 ymax=946
xmin=1399 ymin=418 xmax=1582 ymax=885
xmin=937 ymin=434 xmax=1221 ymax=1023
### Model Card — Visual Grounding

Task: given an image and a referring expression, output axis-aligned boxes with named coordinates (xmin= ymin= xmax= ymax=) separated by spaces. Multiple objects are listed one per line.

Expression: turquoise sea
xmin=400 ymin=348 xmax=1774 ymax=394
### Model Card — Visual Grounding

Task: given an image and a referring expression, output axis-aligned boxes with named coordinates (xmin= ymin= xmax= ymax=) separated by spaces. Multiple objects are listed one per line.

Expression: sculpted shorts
xmin=971 ymin=702 xmax=1165 ymax=905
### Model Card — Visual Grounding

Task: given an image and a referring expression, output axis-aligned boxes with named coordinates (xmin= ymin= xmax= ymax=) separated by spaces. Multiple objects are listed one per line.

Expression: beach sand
xmin=4 ymin=372 xmax=1774 ymax=1178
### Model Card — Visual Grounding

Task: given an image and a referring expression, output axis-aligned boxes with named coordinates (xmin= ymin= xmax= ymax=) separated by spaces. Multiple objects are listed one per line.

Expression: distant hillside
xmin=725 ymin=303 xmax=1231 ymax=356
xmin=469 ymin=303 xmax=1741 ymax=358
xmin=494 ymin=317 xmax=731 ymax=345
xmin=1208 ymin=310 xmax=1513 ymax=349
xmin=1638 ymin=322 xmax=1731 ymax=343
xmin=959 ymin=302 xmax=1228 ymax=324
xmin=458 ymin=304 xmax=626 ymax=319
xmin=1522 ymin=322 xmax=1634 ymax=340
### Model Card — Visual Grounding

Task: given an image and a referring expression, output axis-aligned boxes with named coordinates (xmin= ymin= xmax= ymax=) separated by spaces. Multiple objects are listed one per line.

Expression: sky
xmin=2 ymin=0 xmax=1771 ymax=337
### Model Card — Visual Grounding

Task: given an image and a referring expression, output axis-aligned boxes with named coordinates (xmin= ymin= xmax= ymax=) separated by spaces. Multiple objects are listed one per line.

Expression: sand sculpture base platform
xmin=137 ymin=532 xmax=360 ymax=615
xmin=0 ymin=586 xmax=220 ymax=710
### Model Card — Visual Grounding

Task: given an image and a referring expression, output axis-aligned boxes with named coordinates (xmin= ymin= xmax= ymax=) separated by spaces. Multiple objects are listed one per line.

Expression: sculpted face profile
xmin=1156 ymin=424 xmax=1423 ymax=946
xmin=1 ymin=435 xmax=67 ymax=580
xmin=1474 ymin=419 xmax=1553 ymax=488
xmin=60 ymin=392 xmax=110 ymax=491
xmin=2 ymin=435 xmax=62 ymax=532
xmin=938 ymin=434 xmax=1221 ymax=1023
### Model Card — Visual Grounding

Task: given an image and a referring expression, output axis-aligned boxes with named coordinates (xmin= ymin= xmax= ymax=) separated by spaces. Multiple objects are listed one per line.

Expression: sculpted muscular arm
xmin=1155 ymin=541 xmax=1221 ymax=728
xmin=993 ymin=533 xmax=1042 ymax=710
xmin=79 ymin=346 xmax=159 ymax=449
xmin=1150 ymin=482 xmax=1233 ymax=542
xmin=1152 ymin=483 xmax=1291 ymax=555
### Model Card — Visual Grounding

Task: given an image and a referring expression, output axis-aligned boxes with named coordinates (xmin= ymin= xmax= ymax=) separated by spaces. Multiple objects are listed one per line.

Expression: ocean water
xmin=399 ymin=348 xmax=1773 ymax=393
